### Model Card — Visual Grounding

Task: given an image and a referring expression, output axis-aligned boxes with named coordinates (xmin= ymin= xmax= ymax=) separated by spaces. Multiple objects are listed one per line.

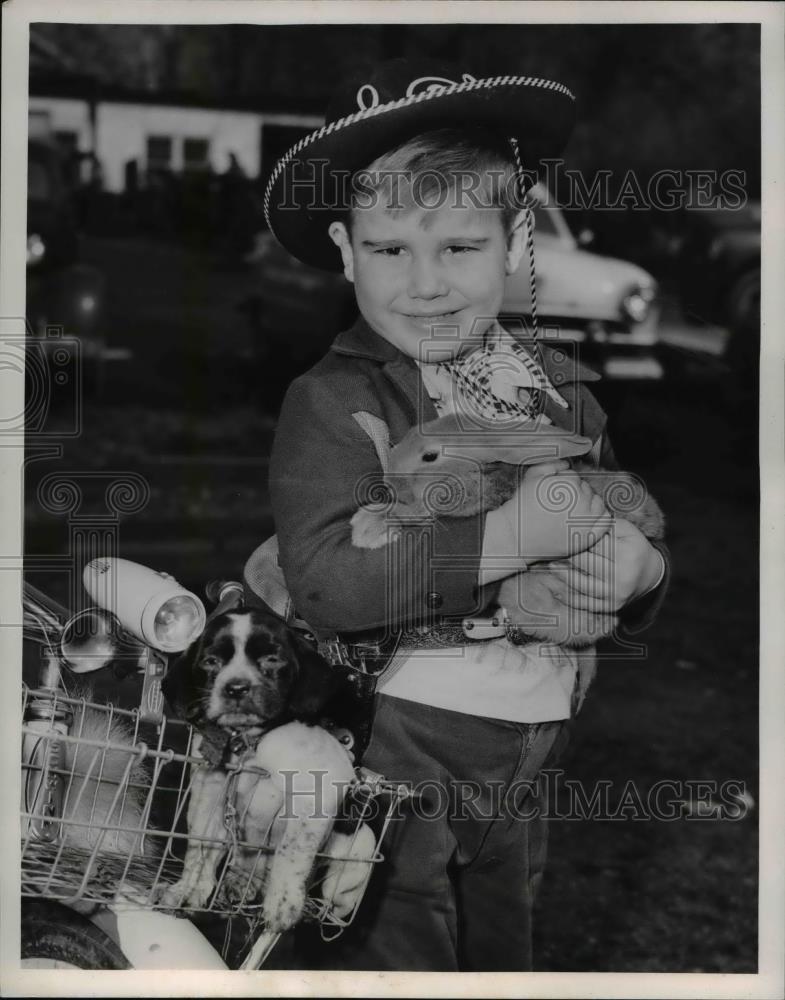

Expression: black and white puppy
xmin=159 ymin=608 xmax=365 ymax=932
xmin=162 ymin=607 xmax=346 ymax=737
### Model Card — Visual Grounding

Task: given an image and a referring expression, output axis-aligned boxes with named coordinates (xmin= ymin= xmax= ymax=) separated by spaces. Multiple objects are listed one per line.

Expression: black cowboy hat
xmin=263 ymin=57 xmax=577 ymax=271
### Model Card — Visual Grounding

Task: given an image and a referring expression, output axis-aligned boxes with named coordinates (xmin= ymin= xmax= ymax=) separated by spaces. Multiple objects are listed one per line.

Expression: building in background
xmin=28 ymin=91 xmax=321 ymax=193
xmin=28 ymin=27 xmax=322 ymax=193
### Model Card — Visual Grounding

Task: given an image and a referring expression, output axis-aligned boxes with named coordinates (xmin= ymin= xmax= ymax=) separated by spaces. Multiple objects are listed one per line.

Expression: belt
xmin=397 ymin=620 xmax=481 ymax=650
xmin=347 ymin=613 xmax=524 ymax=655
xmin=317 ymin=613 xmax=532 ymax=685
xmin=315 ymin=615 xmax=540 ymax=730
xmin=398 ymin=613 xmax=537 ymax=649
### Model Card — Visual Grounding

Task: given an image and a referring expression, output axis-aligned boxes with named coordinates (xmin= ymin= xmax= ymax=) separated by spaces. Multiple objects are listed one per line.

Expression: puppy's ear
xmin=161 ymin=641 xmax=203 ymax=723
xmin=285 ymin=630 xmax=342 ymax=720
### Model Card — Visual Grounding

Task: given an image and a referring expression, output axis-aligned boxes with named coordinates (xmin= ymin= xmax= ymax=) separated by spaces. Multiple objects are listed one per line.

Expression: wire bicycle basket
xmin=21 ymin=683 xmax=409 ymax=951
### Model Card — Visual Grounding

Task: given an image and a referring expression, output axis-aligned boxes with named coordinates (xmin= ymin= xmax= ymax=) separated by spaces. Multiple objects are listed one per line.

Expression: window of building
xmin=146 ymin=135 xmax=173 ymax=171
xmin=182 ymin=138 xmax=210 ymax=172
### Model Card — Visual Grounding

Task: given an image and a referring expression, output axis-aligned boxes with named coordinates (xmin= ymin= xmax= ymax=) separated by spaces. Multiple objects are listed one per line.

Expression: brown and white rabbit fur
xmin=351 ymin=413 xmax=665 ymax=647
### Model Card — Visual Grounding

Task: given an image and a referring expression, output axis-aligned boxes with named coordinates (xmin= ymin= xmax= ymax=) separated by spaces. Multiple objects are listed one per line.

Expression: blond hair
xmin=347 ymin=128 xmax=529 ymax=233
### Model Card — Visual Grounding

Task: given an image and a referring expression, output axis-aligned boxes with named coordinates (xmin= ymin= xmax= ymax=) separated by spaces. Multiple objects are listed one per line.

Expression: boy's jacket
xmin=267 ymin=316 xmax=669 ymax=637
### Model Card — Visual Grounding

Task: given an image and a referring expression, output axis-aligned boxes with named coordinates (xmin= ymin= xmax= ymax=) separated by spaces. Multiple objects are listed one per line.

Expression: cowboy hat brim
xmin=264 ymin=75 xmax=576 ymax=271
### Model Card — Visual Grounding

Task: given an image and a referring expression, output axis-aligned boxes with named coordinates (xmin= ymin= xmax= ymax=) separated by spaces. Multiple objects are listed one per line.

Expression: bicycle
xmin=20 ymin=570 xmax=408 ymax=970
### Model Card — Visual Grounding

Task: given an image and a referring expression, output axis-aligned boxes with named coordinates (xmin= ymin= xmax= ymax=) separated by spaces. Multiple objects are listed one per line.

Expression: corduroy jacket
xmin=269 ymin=315 xmax=669 ymax=637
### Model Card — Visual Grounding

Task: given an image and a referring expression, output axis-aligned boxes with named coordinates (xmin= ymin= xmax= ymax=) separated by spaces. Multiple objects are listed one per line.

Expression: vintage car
xmin=674 ymin=201 xmax=760 ymax=375
xmin=501 ymin=185 xmax=661 ymax=382
xmin=243 ymin=183 xmax=663 ymax=409
xmin=676 ymin=201 xmax=760 ymax=333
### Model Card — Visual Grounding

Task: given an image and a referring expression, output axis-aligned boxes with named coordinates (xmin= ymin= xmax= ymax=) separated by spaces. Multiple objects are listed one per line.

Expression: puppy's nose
xmin=224 ymin=681 xmax=250 ymax=700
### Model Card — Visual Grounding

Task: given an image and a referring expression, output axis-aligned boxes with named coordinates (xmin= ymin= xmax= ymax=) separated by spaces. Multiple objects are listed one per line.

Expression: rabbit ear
xmin=418 ymin=414 xmax=594 ymax=467
xmin=452 ymin=428 xmax=594 ymax=466
xmin=391 ymin=413 xmax=594 ymax=471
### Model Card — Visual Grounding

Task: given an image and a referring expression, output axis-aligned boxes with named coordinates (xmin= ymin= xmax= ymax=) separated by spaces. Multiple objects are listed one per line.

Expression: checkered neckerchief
xmin=437 ymin=330 xmax=569 ymax=422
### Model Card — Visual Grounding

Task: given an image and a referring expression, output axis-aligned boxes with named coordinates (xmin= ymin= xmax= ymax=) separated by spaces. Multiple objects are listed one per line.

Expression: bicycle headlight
xmin=152 ymin=594 xmax=205 ymax=650
xmin=83 ymin=557 xmax=206 ymax=652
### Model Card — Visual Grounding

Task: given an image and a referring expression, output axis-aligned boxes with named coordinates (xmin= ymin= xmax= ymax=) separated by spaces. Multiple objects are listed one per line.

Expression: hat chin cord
xmin=508 ymin=136 xmax=539 ymax=349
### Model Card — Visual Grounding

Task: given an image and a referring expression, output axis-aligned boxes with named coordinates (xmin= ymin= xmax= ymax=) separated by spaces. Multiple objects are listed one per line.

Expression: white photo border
xmin=1 ymin=2 xmax=782 ymax=997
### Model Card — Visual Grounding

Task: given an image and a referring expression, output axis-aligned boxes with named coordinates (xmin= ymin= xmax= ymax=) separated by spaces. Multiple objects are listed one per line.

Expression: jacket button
xmin=426 ymin=592 xmax=443 ymax=610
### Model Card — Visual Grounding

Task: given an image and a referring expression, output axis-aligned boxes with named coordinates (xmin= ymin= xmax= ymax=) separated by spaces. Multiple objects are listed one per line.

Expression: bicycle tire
xmin=21 ymin=899 xmax=130 ymax=970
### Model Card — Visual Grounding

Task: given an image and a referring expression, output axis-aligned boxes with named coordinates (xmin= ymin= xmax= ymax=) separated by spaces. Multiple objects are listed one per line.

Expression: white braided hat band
xmin=263 ymin=58 xmax=576 ymax=270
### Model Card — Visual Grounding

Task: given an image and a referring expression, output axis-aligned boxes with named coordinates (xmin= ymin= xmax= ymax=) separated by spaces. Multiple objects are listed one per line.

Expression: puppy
xmin=159 ymin=608 xmax=365 ymax=932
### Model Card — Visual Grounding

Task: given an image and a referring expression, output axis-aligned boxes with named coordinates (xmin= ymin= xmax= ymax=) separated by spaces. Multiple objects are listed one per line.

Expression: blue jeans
xmin=298 ymin=694 xmax=569 ymax=971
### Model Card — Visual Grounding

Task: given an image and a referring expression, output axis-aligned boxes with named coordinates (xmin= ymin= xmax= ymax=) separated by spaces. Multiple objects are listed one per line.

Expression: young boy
xmin=255 ymin=58 xmax=668 ymax=972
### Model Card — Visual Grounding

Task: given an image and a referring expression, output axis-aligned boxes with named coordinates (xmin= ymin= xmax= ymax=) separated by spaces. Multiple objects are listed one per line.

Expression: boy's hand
xmin=496 ymin=569 xmax=617 ymax=646
xmin=498 ymin=462 xmax=613 ymax=563
xmin=546 ymin=518 xmax=665 ymax=613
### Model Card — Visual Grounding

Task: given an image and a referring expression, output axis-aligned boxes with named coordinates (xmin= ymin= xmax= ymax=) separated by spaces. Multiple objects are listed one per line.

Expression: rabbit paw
xmin=350 ymin=506 xmax=399 ymax=549
xmin=500 ymin=571 xmax=617 ymax=648
xmin=579 ymin=468 xmax=666 ymax=541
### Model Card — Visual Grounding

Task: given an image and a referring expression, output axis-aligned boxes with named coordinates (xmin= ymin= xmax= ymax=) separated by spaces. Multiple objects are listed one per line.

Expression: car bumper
xmin=501 ymin=306 xmax=664 ymax=381
xmin=600 ymin=352 xmax=664 ymax=380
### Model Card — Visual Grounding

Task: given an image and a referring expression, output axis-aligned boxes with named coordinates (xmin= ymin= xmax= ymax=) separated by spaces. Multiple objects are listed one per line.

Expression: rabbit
xmin=350 ymin=412 xmax=665 ymax=648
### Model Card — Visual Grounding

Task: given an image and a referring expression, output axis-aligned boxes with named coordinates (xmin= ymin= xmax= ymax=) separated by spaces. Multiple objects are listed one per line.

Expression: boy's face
xmin=329 ymin=198 xmax=525 ymax=362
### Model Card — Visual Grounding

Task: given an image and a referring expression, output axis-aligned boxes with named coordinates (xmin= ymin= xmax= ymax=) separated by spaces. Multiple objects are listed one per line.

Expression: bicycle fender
xmin=91 ymin=905 xmax=227 ymax=970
